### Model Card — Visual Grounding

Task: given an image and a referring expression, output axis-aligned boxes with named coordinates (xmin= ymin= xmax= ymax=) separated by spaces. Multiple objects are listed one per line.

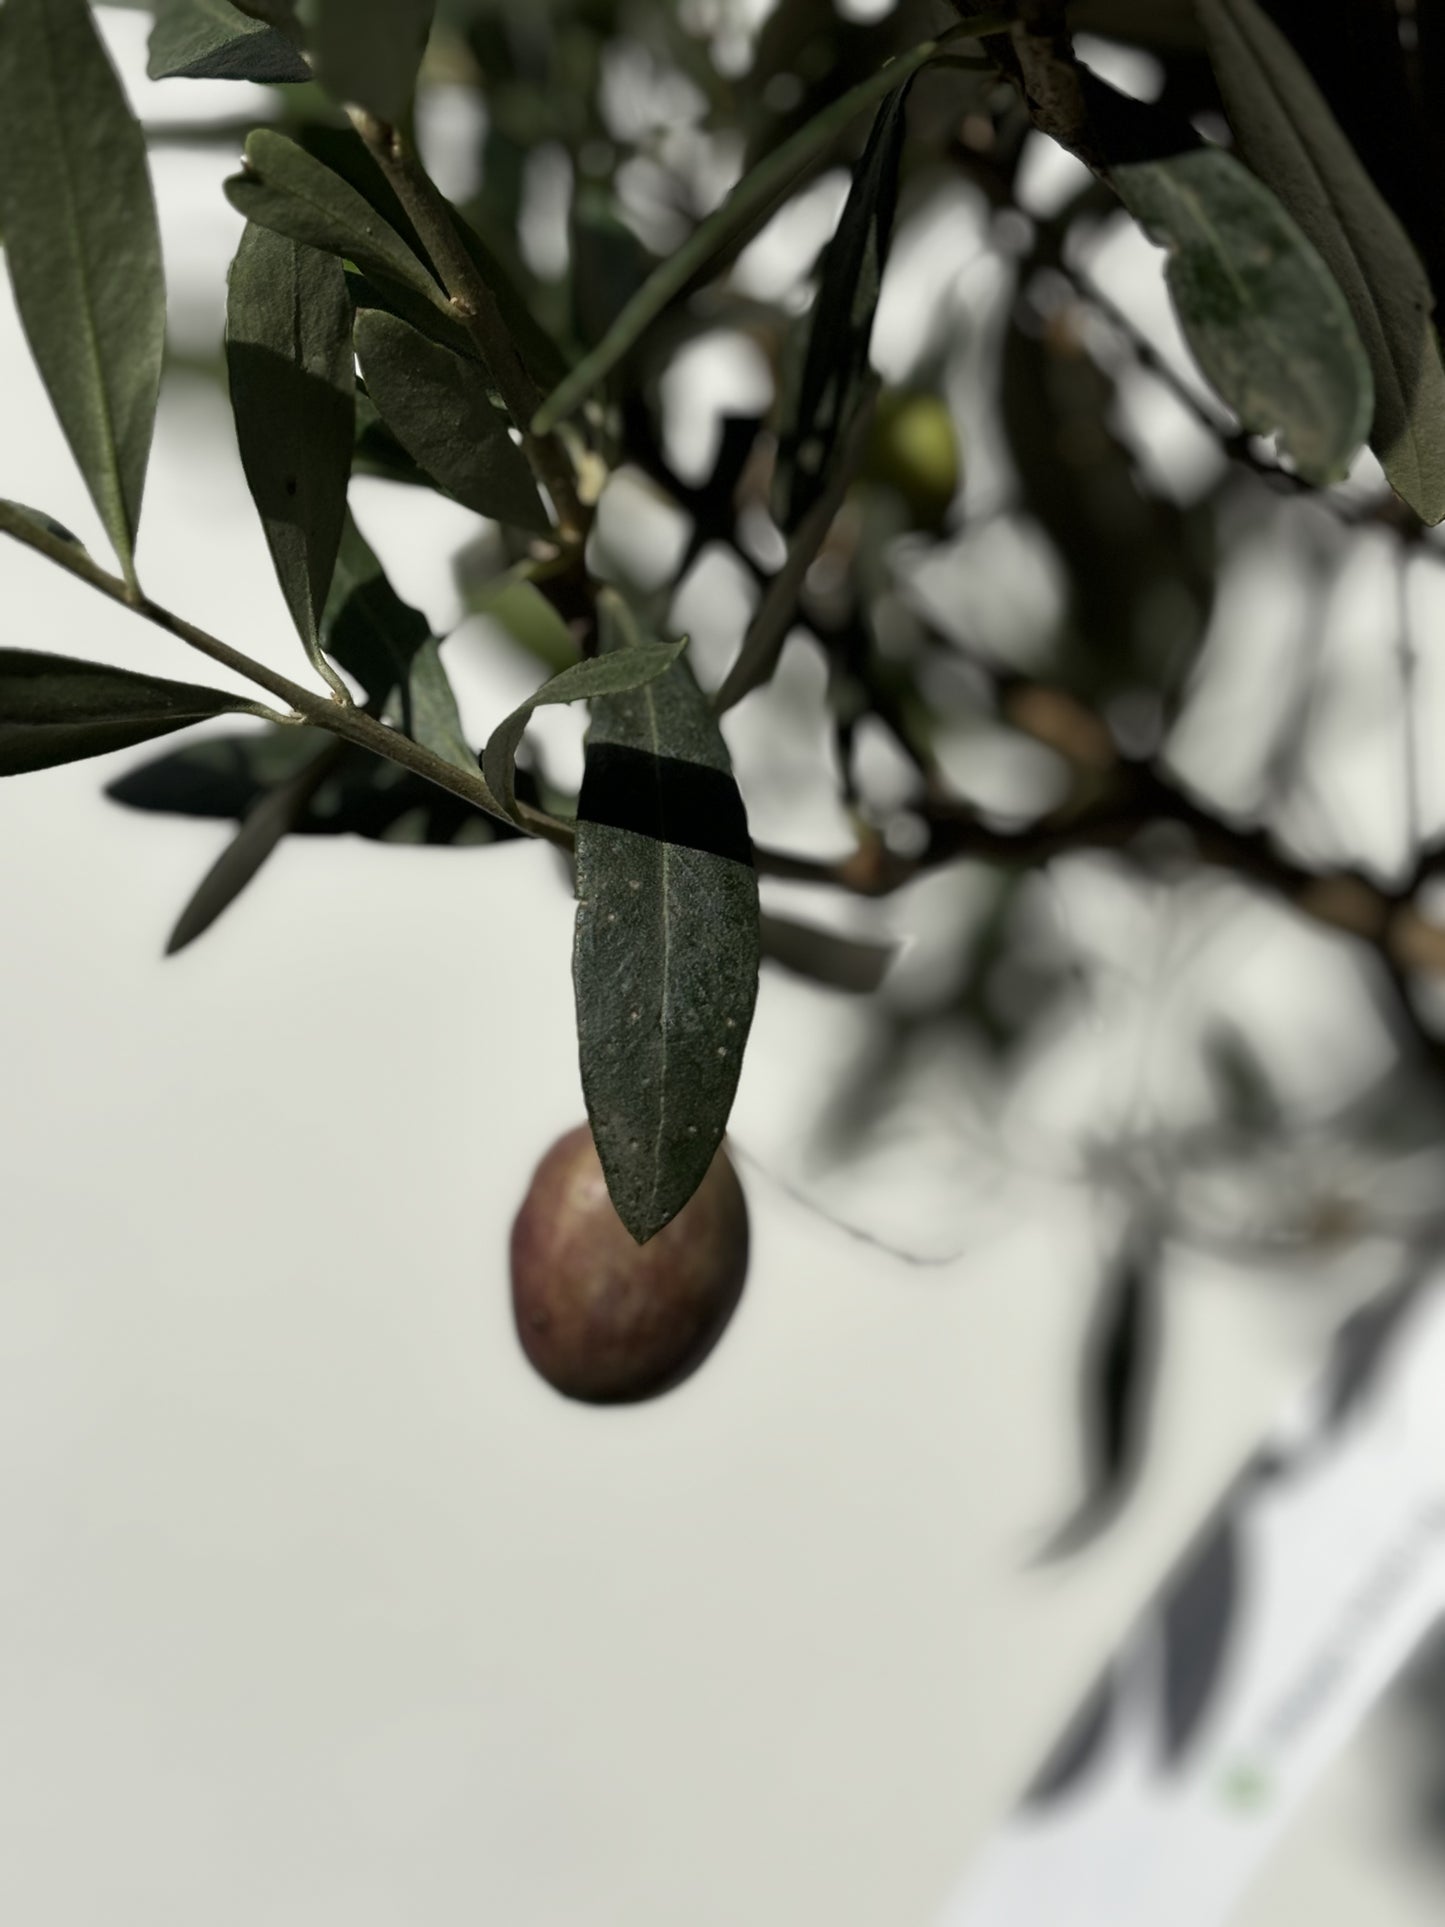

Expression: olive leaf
xmin=225 ymin=130 xmax=446 ymax=315
xmin=774 ymin=82 xmax=910 ymax=532
xmin=532 ymin=23 xmax=1012 ymax=431
xmin=312 ymin=0 xmax=435 ymax=124
xmin=1197 ymin=0 xmax=1445 ymax=522
xmin=227 ymin=224 xmax=355 ymax=696
xmin=1024 ymin=1667 xmax=1119 ymax=1808
xmin=1112 ymin=145 xmax=1373 ymax=485
xmin=354 ymin=309 xmax=550 ymax=532
xmin=226 ymin=0 xmax=302 ymax=40
xmin=148 ymin=0 xmax=310 ymax=82
xmin=573 ymin=591 xmax=760 ymax=1243
xmin=1037 ymin=1239 xmax=1162 ymax=1561
xmin=353 ymin=391 xmax=432 ymax=490
xmin=149 ymin=514 xmax=479 ymax=950
xmin=482 ymin=639 xmax=686 ymax=821
xmin=107 ymin=725 xmax=520 ymax=846
xmin=462 ymin=573 xmax=577 ymax=674
xmin=0 ymin=650 xmax=264 ymax=775
xmin=321 ymin=513 xmax=477 ymax=778
xmin=1159 ymin=1512 xmax=1241 ymax=1765
xmin=759 ymin=912 xmax=897 ymax=994
xmin=0 ymin=0 xmax=166 ymax=586
xmin=164 ymin=739 xmax=346 ymax=955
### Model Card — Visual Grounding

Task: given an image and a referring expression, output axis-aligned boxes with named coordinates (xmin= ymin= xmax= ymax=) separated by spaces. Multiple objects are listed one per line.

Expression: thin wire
xmin=1398 ymin=544 xmax=1423 ymax=874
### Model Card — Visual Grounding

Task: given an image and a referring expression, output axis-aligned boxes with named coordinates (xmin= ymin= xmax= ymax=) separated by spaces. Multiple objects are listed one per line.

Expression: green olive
xmin=862 ymin=388 xmax=961 ymax=530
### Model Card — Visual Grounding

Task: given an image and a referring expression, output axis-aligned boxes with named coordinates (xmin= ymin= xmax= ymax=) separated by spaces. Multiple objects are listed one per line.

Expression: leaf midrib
xmin=643 ymin=674 xmax=672 ymax=1229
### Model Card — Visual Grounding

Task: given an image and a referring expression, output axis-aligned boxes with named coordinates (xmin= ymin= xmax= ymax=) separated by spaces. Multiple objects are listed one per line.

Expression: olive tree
xmin=2 ymin=0 xmax=1443 ymax=1494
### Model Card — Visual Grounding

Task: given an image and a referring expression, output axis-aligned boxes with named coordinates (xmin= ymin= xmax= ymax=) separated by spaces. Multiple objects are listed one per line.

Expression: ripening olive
xmin=510 ymin=1124 xmax=749 ymax=1404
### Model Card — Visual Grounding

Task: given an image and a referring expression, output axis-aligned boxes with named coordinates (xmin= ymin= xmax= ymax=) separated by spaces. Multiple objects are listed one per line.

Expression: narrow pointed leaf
xmin=573 ymin=592 xmax=760 ymax=1243
xmin=483 ymin=639 xmax=685 ymax=821
xmin=107 ymin=725 xmax=522 ymax=845
xmin=226 ymin=223 xmax=355 ymax=684
xmin=1112 ymin=145 xmax=1372 ymax=485
xmin=148 ymin=0 xmax=310 ymax=81
xmin=759 ymin=912 xmax=897 ymax=994
xmin=775 ymin=83 xmax=910 ymax=531
xmin=313 ymin=0 xmax=435 ymax=123
xmin=0 ymin=0 xmax=165 ymax=583
xmin=355 ymin=309 xmax=549 ymax=532
xmin=1159 ymin=1513 xmax=1241 ymax=1763
xmin=1038 ymin=1243 xmax=1162 ymax=1561
xmin=225 ymin=130 xmax=446 ymax=314
xmin=1198 ymin=0 xmax=1445 ymax=522
xmin=324 ymin=514 xmax=478 ymax=778
xmin=532 ymin=23 xmax=1017 ymax=432
xmin=0 ymin=650 xmax=262 ymax=775
xmin=165 ymin=738 xmax=344 ymax=955
xmin=716 ymin=385 xmax=875 ymax=712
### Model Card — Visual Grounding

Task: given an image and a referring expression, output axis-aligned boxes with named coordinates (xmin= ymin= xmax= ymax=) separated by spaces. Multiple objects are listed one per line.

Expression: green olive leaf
xmin=226 ymin=223 xmax=355 ymax=693
xmin=324 ymin=514 xmax=479 ymax=779
xmin=759 ymin=912 xmax=897 ymax=994
xmin=107 ymin=725 xmax=520 ymax=847
xmin=225 ymin=129 xmax=446 ymax=314
xmin=148 ymin=0 xmax=310 ymax=81
xmin=0 ymin=0 xmax=166 ymax=586
xmin=225 ymin=0 xmax=302 ymax=42
xmin=482 ymin=638 xmax=686 ymax=822
xmin=532 ymin=21 xmax=1015 ymax=432
xmin=461 ymin=573 xmax=578 ymax=673
xmin=0 ymin=650 xmax=265 ymax=776
xmin=1198 ymin=0 xmax=1445 ymax=522
xmin=140 ymin=514 xmax=481 ymax=951
xmin=312 ymin=0 xmax=435 ymax=123
xmin=1112 ymin=144 xmax=1373 ymax=485
xmin=354 ymin=308 xmax=550 ymax=532
xmin=573 ymin=591 xmax=760 ymax=1244
xmin=774 ymin=81 xmax=910 ymax=532
xmin=163 ymin=738 xmax=345 ymax=955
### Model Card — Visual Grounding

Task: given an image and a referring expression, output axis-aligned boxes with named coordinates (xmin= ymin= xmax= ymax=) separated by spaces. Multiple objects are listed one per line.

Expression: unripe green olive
xmin=861 ymin=387 xmax=961 ymax=530
xmin=510 ymin=1124 xmax=749 ymax=1404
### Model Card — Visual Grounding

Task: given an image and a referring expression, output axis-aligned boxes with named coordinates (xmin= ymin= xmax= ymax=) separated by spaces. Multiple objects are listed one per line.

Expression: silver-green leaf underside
xmin=224 ymin=130 xmax=445 ymax=313
xmin=1198 ymin=0 xmax=1445 ymax=522
xmin=0 ymin=0 xmax=166 ymax=585
xmin=226 ymin=223 xmax=355 ymax=688
xmin=573 ymin=593 xmax=760 ymax=1243
xmin=1112 ymin=144 xmax=1373 ymax=486
xmin=312 ymin=0 xmax=435 ymax=123
xmin=354 ymin=309 xmax=550 ymax=532
xmin=148 ymin=0 xmax=310 ymax=81
xmin=0 ymin=649 xmax=264 ymax=775
xmin=482 ymin=640 xmax=685 ymax=822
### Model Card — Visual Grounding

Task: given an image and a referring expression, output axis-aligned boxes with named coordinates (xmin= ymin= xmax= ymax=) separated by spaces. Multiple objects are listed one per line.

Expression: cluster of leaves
xmin=6 ymin=0 xmax=1445 ymax=1498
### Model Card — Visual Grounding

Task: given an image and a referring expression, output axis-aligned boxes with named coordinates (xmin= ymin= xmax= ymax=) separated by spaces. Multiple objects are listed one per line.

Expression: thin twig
xmin=347 ymin=108 xmax=586 ymax=543
xmin=0 ymin=503 xmax=571 ymax=849
xmin=713 ymin=389 xmax=877 ymax=714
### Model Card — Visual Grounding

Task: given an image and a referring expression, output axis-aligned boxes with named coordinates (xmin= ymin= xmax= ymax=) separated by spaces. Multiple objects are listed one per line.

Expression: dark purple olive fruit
xmin=510 ymin=1124 xmax=749 ymax=1404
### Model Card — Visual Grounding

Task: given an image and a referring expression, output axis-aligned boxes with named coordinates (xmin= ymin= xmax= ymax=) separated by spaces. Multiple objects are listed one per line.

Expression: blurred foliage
xmin=8 ymin=0 xmax=1445 ymax=1517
